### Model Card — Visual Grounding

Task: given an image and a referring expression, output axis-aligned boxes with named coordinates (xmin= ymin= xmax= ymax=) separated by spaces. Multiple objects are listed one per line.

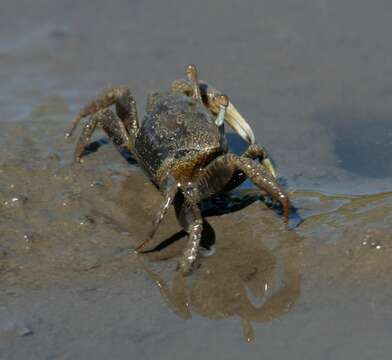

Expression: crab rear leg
xmin=66 ymin=87 xmax=139 ymax=137
xmin=71 ymin=109 xmax=133 ymax=162
xmin=66 ymin=87 xmax=139 ymax=161
xmin=136 ymin=180 xmax=203 ymax=276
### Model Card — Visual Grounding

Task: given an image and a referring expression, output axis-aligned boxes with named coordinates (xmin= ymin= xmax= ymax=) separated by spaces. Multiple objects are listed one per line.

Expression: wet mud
xmin=1 ymin=0 xmax=392 ymax=359
xmin=1 ymin=116 xmax=391 ymax=359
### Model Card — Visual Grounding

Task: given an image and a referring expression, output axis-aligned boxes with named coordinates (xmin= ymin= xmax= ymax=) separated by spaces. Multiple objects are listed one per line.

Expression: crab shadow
xmin=81 ymin=138 xmax=138 ymax=165
xmin=85 ymin=134 xmax=301 ymax=252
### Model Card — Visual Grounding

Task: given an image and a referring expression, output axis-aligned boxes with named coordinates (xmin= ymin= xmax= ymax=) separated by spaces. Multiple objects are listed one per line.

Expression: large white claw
xmin=196 ymin=81 xmax=256 ymax=144
xmin=224 ymin=101 xmax=255 ymax=145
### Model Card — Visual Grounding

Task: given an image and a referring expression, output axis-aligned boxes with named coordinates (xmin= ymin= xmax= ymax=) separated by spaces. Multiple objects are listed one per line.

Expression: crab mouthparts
xmin=224 ymin=102 xmax=256 ymax=144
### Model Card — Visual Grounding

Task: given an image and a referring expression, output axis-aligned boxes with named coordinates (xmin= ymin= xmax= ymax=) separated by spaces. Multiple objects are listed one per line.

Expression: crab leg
xmin=243 ymin=144 xmax=276 ymax=178
xmin=196 ymin=154 xmax=290 ymax=222
xmin=176 ymin=184 xmax=203 ymax=275
xmin=66 ymin=86 xmax=139 ymax=139
xmin=231 ymin=155 xmax=290 ymax=221
xmin=72 ymin=108 xmax=133 ymax=162
xmin=135 ymin=177 xmax=178 ymax=251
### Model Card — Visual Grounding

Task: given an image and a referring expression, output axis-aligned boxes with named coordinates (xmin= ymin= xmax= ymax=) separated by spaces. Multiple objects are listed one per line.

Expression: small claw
xmin=262 ymin=158 xmax=277 ymax=178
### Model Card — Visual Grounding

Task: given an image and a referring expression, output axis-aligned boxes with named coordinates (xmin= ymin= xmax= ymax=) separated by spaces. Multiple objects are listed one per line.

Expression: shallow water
xmin=1 ymin=1 xmax=392 ymax=359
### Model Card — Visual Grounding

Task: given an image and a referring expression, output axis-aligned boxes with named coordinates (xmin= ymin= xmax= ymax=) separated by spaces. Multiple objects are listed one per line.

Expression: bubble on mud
xmin=59 ymin=191 xmax=81 ymax=207
xmin=89 ymin=180 xmax=104 ymax=188
xmin=2 ymin=194 xmax=28 ymax=208
xmin=370 ymin=241 xmax=382 ymax=249
xmin=23 ymin=233 xmax=37 ymax=251
xmin=78 ymin=215 xmax=96 ymax=227
xmin=362 ymin=229 xmax=384 ymax=250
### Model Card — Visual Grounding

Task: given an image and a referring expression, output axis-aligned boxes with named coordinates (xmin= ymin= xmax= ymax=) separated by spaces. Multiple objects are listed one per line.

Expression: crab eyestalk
xmin=185 ymin=64 xmax=202 ymax=102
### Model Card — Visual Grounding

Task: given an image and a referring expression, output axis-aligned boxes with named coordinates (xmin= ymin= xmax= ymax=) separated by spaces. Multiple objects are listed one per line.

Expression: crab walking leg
xmin=179 ymin=205 xmax=203 ymax=275
xmin=73 ymin=109 xmax=133 ymax=162
xmin=196 ymin=154 xmax=290 ymax=222
xmin=73 ymin=116 xmax=97 ymax=162
xmin=135 ymin=178 xmax=179 ymax=251
xmin=66 ymin=86 xmax=139 ymax=139
xmin=175 ymin=184 xmax=203 ymax=275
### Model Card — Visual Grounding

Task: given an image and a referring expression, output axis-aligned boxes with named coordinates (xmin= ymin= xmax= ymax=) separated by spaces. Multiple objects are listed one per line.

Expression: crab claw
xmin=171 ymin=77 xmax=255 ymax=144
xmin=200 ymin=83 xmax=255 ymax=144
xmin=224 ymin=101 xmax=255 ymax=144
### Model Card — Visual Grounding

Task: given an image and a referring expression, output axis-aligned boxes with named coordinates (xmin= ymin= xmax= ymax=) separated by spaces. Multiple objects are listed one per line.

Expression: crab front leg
xmin=224 ymin=143 xmax=277 ymax=192
xmin=66 ymin=87 xmax=139 ymax=161
xmin=197 ymin=154 xmax=290 ymax=222
xmin=243 ymin=144 xmax=276 ymax=177
xmin=137 ymin=179 xmax=203 ymax=275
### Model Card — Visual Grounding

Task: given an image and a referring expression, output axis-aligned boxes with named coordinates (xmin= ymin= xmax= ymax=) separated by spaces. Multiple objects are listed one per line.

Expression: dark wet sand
xmin=1 ymin=1 xmax=392 ymax=359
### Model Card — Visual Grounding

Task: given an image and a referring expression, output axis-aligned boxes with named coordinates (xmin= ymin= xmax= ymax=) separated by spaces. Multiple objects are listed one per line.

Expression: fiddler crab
xmin=66 ymin=64 xmax=290 ymax=275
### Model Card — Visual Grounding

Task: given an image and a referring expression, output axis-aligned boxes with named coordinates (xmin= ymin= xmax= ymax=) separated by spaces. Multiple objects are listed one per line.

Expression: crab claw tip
xmin=262 ymin=158 xmax=277 ymax=178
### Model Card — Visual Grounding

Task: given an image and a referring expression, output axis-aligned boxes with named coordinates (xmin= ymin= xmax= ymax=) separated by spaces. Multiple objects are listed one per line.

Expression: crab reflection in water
xmin=139 ymin=193 xmax=301 ymax=342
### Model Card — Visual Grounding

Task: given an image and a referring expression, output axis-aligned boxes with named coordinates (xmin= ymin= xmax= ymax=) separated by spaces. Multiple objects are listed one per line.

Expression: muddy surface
xmin=1 ymin=1 xmax=392 ymax=359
